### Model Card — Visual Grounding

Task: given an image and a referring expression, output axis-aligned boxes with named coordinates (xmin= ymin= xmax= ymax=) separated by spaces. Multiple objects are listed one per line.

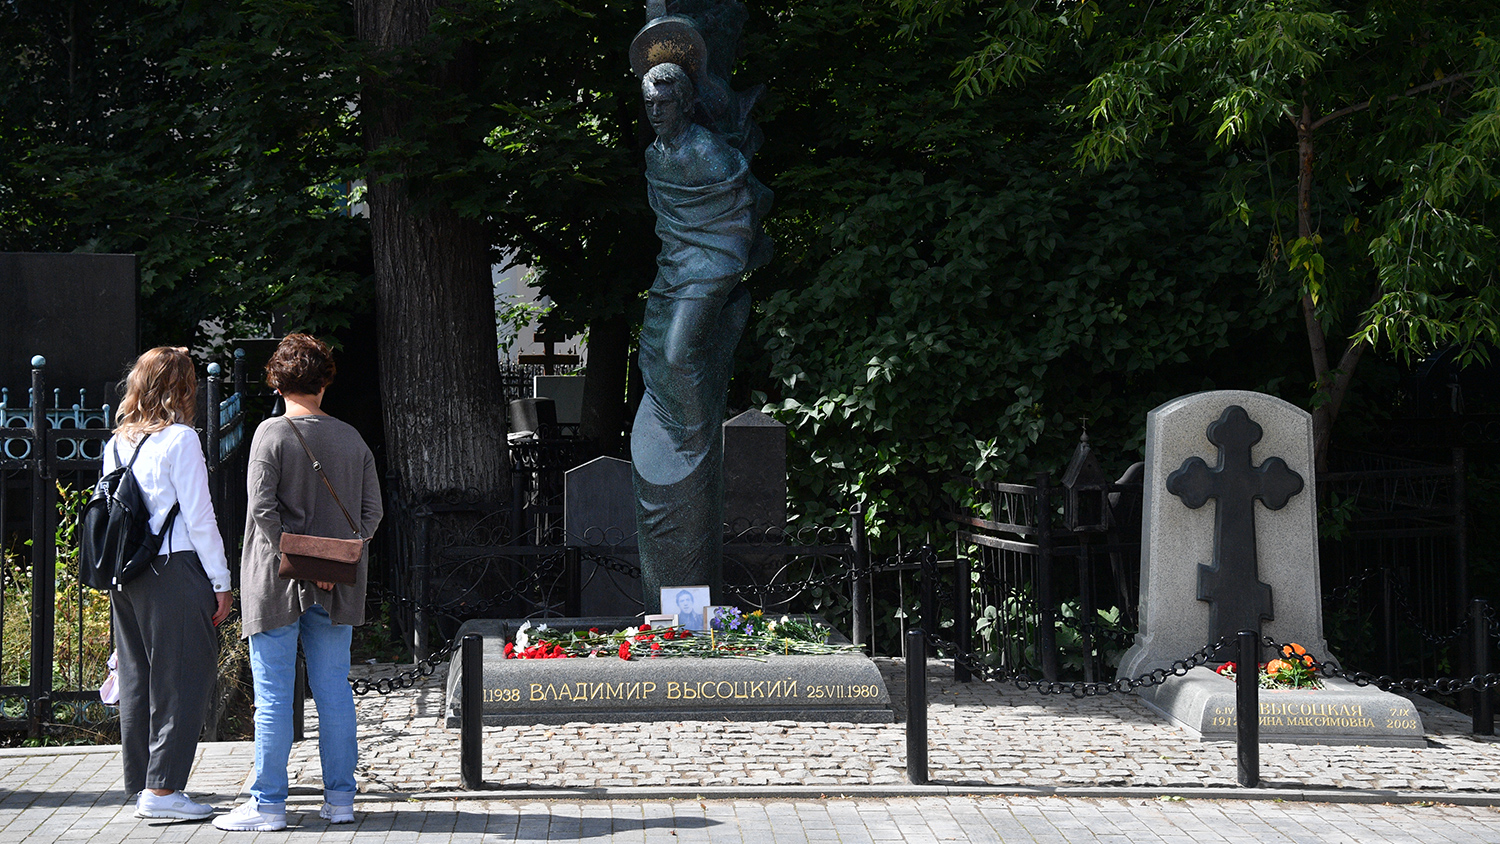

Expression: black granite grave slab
xmin=0 ymin=253 xmax=137 ymax=394
xmin=444 ymin=617 xmax=892 ymax=726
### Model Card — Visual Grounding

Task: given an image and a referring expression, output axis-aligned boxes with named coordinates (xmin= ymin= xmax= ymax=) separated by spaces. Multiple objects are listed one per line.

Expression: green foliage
xmin=0 ymin=0 xmax=372 ymax=345
xmin=744 ymin=1 xmax=1297 ymax=535
xmin=2 ymin=485 xmax=109 ymax=691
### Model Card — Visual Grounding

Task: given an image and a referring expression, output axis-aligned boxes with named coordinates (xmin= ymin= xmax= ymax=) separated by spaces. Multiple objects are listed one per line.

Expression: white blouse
xmin=101 ymin=423 xmax=231 ymax=593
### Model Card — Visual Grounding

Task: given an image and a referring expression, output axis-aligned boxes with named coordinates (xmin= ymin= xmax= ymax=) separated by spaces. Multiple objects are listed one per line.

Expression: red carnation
xmin=503 ymin=642 xmax=515 ymax=659
xmin=639 ymin=623 xmax=652 ymax=631
xmin=619 ymin=641 xmax=631 ymax=660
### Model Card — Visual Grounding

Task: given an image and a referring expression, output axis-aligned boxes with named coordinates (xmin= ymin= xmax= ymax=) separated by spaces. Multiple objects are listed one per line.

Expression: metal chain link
xmin=1261 ymin=635 xmax=1500 ymax=695
xmin=1321 ymin=566 xmax=1377 ymax=605
xmin=350 ymin=635 xmax=464 ymax=696
xmin=927 ymin=632 xmax=1231 ymax=698
xmin=1389 ymin=587 xmax=1471 ymax=646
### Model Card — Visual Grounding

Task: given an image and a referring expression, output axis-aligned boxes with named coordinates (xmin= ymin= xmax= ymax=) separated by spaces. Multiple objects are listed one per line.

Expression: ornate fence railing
xmin=0 ymin=354 xmax=252 ymax=739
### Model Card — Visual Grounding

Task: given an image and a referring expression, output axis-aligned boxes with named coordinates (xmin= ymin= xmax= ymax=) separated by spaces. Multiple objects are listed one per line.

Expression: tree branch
xmin=1309 ymin=72 xmax=1474 ymax=132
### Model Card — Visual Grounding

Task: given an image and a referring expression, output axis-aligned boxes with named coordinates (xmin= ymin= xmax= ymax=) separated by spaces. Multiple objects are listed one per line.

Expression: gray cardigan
xmin=240 ymin=414 xmax=383 ymax=638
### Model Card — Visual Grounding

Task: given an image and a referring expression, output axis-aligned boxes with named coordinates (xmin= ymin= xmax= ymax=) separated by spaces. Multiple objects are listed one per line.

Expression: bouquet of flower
xmin=500 ymin=610 xmax=862 ymax=662
xmin=1214 ymin=642 xmax=1322 ymax=689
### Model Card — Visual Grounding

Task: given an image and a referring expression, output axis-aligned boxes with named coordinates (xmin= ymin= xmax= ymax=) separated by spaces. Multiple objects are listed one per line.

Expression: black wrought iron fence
xmin=0 ymin=355 xmax=252 ymax=738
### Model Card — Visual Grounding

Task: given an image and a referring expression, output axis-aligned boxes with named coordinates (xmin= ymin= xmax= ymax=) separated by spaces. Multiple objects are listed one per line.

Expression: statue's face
xmin=644 ymin=82 xmax=687 ymax=140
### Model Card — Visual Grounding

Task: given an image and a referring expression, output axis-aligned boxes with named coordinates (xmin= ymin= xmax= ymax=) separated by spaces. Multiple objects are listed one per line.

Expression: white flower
xmin=515 ymin=621 xmax=533 ymax=650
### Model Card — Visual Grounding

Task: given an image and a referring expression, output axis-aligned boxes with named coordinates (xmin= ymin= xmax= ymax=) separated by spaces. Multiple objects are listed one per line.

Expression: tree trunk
xmin=356 ymin=0 xmax=507 ymax=498
xmin=1296 ymin=101 xmax=1367 ymax=474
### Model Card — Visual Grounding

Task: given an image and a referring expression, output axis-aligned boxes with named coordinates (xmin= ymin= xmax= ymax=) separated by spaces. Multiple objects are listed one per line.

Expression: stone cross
xmin=1118 ymin=391 xmax=1330 ymax=681
xmin=1165 ymin=405 xmax=1303 ymax=646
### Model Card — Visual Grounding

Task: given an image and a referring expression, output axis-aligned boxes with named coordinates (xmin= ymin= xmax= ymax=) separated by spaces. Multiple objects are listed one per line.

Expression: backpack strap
xmin=117 ymin=431 xmax=182 ymax=554
xmin=284 ymin=417 xmax=362 ymax=538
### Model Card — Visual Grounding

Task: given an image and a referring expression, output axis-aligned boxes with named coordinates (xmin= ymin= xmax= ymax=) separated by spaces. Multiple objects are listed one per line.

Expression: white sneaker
xmin=135 ymin=790 xmax=213 ymax=820
xmin=320 ymin=803 xmax=355 ymax=824
xmin=212 ymin=800 xmax=287 ymax=832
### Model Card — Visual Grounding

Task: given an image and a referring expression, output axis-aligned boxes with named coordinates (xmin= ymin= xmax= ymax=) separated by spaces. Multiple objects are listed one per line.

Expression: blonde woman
xmin=105 ymin=347 xmax=232 ymax=820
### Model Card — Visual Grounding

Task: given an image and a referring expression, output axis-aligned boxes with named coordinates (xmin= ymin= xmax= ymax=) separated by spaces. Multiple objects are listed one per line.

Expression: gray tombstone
xmin=722 ymin=409 xmax=786 ymax=533
xmin=1119 ymin=390 xmax=1422 ymax=746
xmin=1120 ymin=390 xmax=1330 ymax=676
xmin=564 ymin=456 xmax=643 ymax=616
xmin=0 ymin=253 xmax=138 ymax=395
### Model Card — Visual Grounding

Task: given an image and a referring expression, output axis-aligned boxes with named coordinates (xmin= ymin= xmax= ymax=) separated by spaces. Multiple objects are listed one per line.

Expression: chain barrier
xmin=1389 ymin=587 xmax=1471 ymax=646
xmin=1320 ymin=566 xmax=1377 ymax=605
xmin=350 ymin=636 xmax=464 ymax=696
xmin=926 ymin=631 xmax=1231 ymax=698
xmin=1261 ymin=635 xmax=1500 ymax=696
xmin=1484 ymin=602 xmax=1500 ymax=647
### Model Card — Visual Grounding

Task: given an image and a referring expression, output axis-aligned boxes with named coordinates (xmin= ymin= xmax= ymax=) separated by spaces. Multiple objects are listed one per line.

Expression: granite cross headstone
xmin=1165 ymin=404 xmax=1303 ymax=648
xmin=1118 ymin=390 xmax=1331 ymax=679
xmin=1116 ymin=391 xmax=1423 ymax=746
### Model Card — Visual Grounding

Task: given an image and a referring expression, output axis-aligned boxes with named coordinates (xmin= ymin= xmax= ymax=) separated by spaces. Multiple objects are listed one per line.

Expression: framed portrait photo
xmin=661 ymin=585 xmax=710 ymax=632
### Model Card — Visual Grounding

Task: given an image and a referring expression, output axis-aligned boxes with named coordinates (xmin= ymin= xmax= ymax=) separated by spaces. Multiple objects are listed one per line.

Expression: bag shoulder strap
xmin=115 ymin=430 xmax=180 ymax=549
xmin=283 ymin=416 xmax=362 ymax=538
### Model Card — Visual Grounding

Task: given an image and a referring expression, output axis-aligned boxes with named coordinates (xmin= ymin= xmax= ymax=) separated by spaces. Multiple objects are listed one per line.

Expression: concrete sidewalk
xmin=4 ymin=745 xmax=1500 ymax=844
xmin=4 ymin=656 xmax=1500 ymax=842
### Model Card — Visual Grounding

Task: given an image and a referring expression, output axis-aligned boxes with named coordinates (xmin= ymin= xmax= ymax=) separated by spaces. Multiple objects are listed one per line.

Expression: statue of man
xmin=632 ymin=60 xmax=772 ymax=612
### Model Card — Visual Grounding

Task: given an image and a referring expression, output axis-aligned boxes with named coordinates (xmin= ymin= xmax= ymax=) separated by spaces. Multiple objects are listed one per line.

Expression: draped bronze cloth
xmin=632 ymin=123 xmax=772 ymax=612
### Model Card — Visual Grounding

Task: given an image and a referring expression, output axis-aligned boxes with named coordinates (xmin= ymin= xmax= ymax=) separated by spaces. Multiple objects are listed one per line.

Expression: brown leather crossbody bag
xmin=277 ymin=417 xmax=363 ymax=585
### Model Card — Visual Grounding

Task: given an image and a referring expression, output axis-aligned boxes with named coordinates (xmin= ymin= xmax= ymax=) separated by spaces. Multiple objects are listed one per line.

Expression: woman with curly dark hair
xmin=216 ymin=334 xmax=381 ymax=832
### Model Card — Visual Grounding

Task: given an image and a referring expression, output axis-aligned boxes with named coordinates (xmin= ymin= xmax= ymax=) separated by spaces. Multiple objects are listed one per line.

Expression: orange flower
xmin=1282 ymin=642 xmax=1314 ymax=667
xmin=1264 ymin=659 xmax=1289 ymax=676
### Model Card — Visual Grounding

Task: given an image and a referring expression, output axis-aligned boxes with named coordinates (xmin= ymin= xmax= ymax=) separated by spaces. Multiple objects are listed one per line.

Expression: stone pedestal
xmin=1137 ymin=667 xmax=1425 ymax=747
xmin=444 ymin=617 xmax=891 ymax=727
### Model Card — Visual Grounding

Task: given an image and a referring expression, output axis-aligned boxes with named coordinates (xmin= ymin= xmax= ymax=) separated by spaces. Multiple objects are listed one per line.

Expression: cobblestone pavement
xmin=336 ymin=658 xmax=1500 ymax=794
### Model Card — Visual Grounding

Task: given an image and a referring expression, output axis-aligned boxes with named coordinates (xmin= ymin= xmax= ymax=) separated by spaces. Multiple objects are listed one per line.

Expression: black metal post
xmin=1035 ymin=473 xmax=1060 ymax=682
xmin=1473 ymin=599 xmax=1493 ymax=736
xmin=850 ymin=503 xmax=871 ymax=650
xmin=206 ymin=363 xmax=222 ymax=475
xmin=905 ymin=629 xmax=928 ymax=785
xmin=1236 ymin=630 xmax=1260 ymax=787
xmin=564 ymin=546 xmax=582 ymax=618
xmin=233 ymin=348 xmax=247 ymax=398
xmin=920 ymin=545 xmax=938 ymax=640
xmin=414 ymin=506 xmax=433 ymax=661
xmin=954 ymin=551 xmax=971 ymax=683
xmin=28 ymin=358 xmax=54 ymax=739
xmin=1077 ymin=535 xmax=1097 ymax=683
xmin=1455 ymin=448 xmax=1470 ymax=620
xmin=1382 ymin=566 xmax=1398 ymax=675
xmin=293 ymin=653 xmax=307 ymax=742
xmin=461 ymin=633 xmax=484 ymax=789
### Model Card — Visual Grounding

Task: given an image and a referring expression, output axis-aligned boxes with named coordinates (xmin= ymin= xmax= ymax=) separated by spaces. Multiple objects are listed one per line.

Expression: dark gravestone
xmin=565 ymin=457 xmax=643 ymax=616
xmin=0 ymin=254 xmax=138 ymax=395
xmin=722 ymin=409 xmax=786 ymax=532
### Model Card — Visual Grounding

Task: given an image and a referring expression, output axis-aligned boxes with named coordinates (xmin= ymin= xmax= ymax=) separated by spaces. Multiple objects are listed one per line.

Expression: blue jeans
xmin=248 ymin=605 xmax=357 ymax=809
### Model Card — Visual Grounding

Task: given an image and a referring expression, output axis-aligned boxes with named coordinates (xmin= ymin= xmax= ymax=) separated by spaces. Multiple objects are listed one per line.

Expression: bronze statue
xmin=629 ymin=3 xmax=772 ymax=612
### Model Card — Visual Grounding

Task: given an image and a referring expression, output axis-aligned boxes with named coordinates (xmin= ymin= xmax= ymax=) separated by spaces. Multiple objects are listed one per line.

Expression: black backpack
xmin=80 ymin=432 xmax=180 ymax=591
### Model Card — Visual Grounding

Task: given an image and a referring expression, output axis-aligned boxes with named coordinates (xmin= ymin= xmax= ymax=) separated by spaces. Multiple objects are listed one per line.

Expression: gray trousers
xmin=110 ymin=550 xmax=218 ymax=794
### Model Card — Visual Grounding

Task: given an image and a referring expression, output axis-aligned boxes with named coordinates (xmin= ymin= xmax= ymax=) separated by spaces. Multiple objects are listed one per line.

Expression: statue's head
xmin=642 ymin=62 xmax=694 ymax=140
